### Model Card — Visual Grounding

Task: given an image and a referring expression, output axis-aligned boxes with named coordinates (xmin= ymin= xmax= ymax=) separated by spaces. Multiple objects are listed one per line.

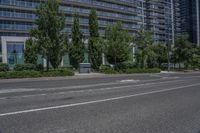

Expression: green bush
xmin=0 ymin=63 xmax=9 ymax=72
xmin=41 ymin=69 xmax=74 ymax=77
xmin=14 ymin=63 xmax=36 ymax=71
xmin=0 ymin=69 xmax=74 ymax=79
xmin=36 ymin=64 xmax=44 ymax=71
xmin=115 ymin=61 xmax=136 ymax=70
xmin=124 ymin=68 xmax=161 ymax=74
xmin=0 ymin=71 xmax=41 ymax=79
xmin=99 ymin=65 xmax=117 ymax=74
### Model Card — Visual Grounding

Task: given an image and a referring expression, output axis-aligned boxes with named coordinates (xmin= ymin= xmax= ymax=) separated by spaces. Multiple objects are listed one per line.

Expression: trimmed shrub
xmin=41 ymin=69 xmax=74 ymax=77
xmin=14 ymin=63 xmax=36 ymax=71
xmin=0 ymin=71 xmax=41 ymax=79
xmin=0 ymin=69 xmax=74 ymax=79
xmin=115 ymin=61 xmax=136 ymax=70
xmin=36 ymin=64 xmax=44 ymax=71
xmin=124 ymin=68 xmax=161 ymax=74
xmin=0 ymin=63 xmax=9 ymax=72
xmin=99 ymin=65 xmax=117 ymax=74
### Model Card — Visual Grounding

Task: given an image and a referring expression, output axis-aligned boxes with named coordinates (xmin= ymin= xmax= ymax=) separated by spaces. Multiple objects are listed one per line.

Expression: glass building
xmin=144 ymin=0 xmax=174 ymax=43
xmin=174 ymin=0 xmax=200 ymax=46
xmin=0 ymin=0 xmax=174 ymax=66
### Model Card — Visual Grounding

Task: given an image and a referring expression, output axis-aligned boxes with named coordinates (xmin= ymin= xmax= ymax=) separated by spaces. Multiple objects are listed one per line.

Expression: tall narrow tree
xmin=89 ymin=9 xmax=99 ymax=38
xmin=24 ymin=38 xmax=38 ymax=65
xmin=88 ymin=9 xmax=102 ymax=70
xmin=30 ymin=0 xmax=66 ymax=70
xmin=69 ymin=13 xmax=85 ymax=69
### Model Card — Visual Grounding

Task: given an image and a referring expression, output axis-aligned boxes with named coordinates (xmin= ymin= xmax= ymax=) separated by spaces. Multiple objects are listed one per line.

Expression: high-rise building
xmin=174 ymin=0 xmax=200 ymax=46
xmin=144 ymin=0 xmax=174 ymax=43
xmin=0 ymin=0 xmax=173 ymax=66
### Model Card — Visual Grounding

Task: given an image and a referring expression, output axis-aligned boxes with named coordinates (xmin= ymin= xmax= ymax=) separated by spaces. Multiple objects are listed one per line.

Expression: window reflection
xmin=7 ymin=42 xmax=24 ymax=65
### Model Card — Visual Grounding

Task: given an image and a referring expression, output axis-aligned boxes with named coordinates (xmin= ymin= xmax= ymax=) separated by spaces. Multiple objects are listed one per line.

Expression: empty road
xmin=0 ymin=73 xmax=200 ymax=133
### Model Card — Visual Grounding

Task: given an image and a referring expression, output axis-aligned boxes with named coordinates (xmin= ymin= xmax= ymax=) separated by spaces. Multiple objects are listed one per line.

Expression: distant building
xmin=0 ymin=0 xmax=174 ymax=66
xmin=174 ymin=0 xmax=200 ymax=46
xmin=144 ymin=0 xmax=174 ymax=43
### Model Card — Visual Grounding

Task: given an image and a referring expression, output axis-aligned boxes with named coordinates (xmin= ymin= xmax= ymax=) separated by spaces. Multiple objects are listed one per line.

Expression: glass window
xmin=7 ymin=42 xmax=24 ymax=65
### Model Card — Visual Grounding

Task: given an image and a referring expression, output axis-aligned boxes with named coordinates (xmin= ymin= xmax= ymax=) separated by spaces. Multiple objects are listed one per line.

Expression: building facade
xmin=144 ymin=0 xmax=174 ymax=43
xmin=0 ymin=0 xmax=173 ymax=66
xmin=174 ymin=0 xmax=200 ymax=46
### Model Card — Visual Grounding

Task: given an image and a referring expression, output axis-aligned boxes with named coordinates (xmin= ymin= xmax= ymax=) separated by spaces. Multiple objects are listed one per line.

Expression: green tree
xmin=174 ymin=33 xmax=193 ymax=69
xmin=153 ymin=43 xmax=167 ymax=68
xmin=104 ymin=22 xmax=132 ymax=66
xmin=191 ymin=47 xmax=200 ymax=69
xmin=146 ymin=45 xmax=158 ymax=68
xmin=134 ymin=28 xmax=154 ymax=68
xmin=69 ymin=13 xmax=85 ymax=69
xmin=88 ymin=9 xmax=102 ymax=70
xmin=89 ymin=9 xmax=99 ymax=38
xmin=30 ymin=0 xmax=66 ymax=70
xmin=24 ymin=38 xmax=38 ymax=65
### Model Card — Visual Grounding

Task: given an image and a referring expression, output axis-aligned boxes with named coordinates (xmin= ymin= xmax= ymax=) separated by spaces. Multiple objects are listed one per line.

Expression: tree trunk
xmin=114 ymin=55 xmax=117 ymax=68
xmin=47 ymin=56 xmax=50 ymax=71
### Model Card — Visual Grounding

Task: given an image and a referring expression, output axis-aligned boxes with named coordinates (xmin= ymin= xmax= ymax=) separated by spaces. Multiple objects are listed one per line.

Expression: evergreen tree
xmin=88 ymin=9 xmax=102 ymax=70
xmin=89 ymin=9 xmax=99 ymax=38
xmin=69 ymin=13 xmax=85 ymax=69
xmin=24 ymin=38 xmax=38 ymax=65
xmin=30 ymin=0 xmax=66 ymax=70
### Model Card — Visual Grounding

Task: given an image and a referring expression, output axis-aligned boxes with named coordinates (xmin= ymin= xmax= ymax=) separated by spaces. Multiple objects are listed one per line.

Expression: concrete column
xmin=102 ymin=53 xmax=105 ymax=65
xmin=61 ymin=58 xmax=64 ymax=67
xmin=197 ymin=0 xmax=200 ymax=47
xmin=43 ymin=59 xmax=47 ymax=67
xmin=141 ymin=0 xmax=145 ymax=26
xmin=171 ymin=0 xmax=175 ymax=46
xmin=1 ymin=37 xmax=7 ymax=63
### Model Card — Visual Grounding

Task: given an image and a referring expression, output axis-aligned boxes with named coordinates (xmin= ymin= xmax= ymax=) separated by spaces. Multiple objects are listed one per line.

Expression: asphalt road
xmin=0 ymin=72 xmax=200 ymax=133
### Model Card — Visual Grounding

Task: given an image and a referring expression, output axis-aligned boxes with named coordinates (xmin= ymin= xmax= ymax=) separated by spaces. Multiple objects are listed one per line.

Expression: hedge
xmin=14 ymin=63 xmax=36 ymax=71
xmin=0 ymin=63 xmax=9 ymax=72
xmin=0 ymin=69 xmax=74 ymax=79
xmin=99 ymin=65 xmax=117 ymax=74
xmin=99 ymin=65 xmax=161 ymax=74
xmin=124 ymin=68 xmax=161 ymax=74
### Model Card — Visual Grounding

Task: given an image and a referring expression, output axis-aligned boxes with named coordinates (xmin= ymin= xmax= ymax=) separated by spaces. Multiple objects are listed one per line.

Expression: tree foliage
xmin=153 ymin=43 xmax=167 ymax=68
xmin=30 ymin=0 xmax=66 ymax=70
xmin=104 ymin=22 xmax=132 ymax=66
xmin=134 ymin=28 xmax=156 ymax=68
xmin=69 ymin=13 xmax=85 ymax=69
xmin=24 ymin=38 xmax=38 ymax=65
xmin=88 ymin=9 xmax=102 ymax=70
xmin=89 ymin=9 xmax=99 ymax=38
xmin=191 ymin=48 xmax=200 ymax=68
xmin=174 ymin=33 xmax=193 ymax=68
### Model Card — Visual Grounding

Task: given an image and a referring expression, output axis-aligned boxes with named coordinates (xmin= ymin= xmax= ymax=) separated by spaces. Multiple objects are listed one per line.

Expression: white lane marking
xmin=0 ymin=83 xmax=199 ymax=117
xmin=0 ymin=75 xmax=192 ymax=93
xmin=0 ymin=79 xmax=185 ymax=100
xmin=8 ymin=76 xmax=179 ymax=92
xmin=71 ymin=79 xmax=185 ymax=93
xmin=161 ymin=77 xmax=180 ymax=79
xmin=120 ymin=79 xmax=140 ymax=83
xmin=0 ymin=89 xmax=35 ymax=94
